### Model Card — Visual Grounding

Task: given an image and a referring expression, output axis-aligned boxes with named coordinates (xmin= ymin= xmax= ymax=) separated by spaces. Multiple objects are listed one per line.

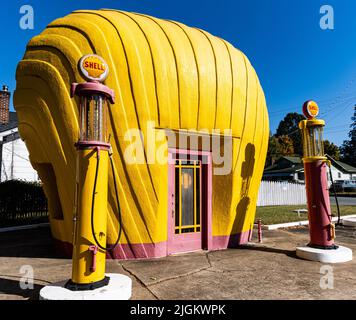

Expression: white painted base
xmin=296 ymin=245 xmax=353 ymax=263
xmin=342 ymin=217 xmax=356 ymax=227
xmin=39 ymin=274 xmax=132 ymax=300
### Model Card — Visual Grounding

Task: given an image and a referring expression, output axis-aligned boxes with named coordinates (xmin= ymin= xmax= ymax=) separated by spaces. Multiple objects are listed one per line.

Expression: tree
xmin=266 ymin=135 xmax=278 ymax=167
xmin=277 ymin=135 xmax=294 ymax=156
xmin=276 ymin=112 xmax=305 ymax=156
xmin=323 ymin=140 xmax=340 ymax=160
xmin=340 ymin=105 xmax=356 ymax=167
xmin=266 ymin=134 xmax=294 ymax=167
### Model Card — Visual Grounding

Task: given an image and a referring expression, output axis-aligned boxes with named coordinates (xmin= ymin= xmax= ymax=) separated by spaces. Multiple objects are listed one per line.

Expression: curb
xmin=260 ymin=215 xmax=356 ymax=231
xmin=0 ymin=223 xmax=50 ymax=233
xmin=343 ymin=217 xmax=356 ymax=227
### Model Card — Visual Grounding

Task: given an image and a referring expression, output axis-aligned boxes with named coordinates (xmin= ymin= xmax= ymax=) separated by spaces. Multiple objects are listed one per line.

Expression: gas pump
xmin=39 ymin=54 xmax=131 ymax=299
xmin=296 ymin=100 xmax=352 ymax=263
xmin=64 ymin=54 xmax=117 ymax=290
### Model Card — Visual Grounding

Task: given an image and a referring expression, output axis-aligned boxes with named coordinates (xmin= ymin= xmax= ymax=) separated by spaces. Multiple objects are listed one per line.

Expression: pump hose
xmin=91 ymin=147 xmax=122 ymax=251
xmin=328 ymin=164 xmax=341 ymax=226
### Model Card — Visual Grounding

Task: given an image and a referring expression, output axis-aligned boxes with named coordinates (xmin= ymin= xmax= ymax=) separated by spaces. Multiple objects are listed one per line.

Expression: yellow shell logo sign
xmin=307 ymin=102 xmax=319 ymax=117
xmin=79 ymin=54 xmax=109 ymax=82
xmin=303 ymin=100 xmax=319 ymax=119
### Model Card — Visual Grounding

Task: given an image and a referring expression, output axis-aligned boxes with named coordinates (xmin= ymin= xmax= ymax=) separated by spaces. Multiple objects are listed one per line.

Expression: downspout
xmin=10 ymin=134 xmax=14 ymax=180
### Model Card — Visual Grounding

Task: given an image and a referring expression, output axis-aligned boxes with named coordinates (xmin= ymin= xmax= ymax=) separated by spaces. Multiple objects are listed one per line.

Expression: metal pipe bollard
xmin=257 ymin=219 xmax=263 ymax=243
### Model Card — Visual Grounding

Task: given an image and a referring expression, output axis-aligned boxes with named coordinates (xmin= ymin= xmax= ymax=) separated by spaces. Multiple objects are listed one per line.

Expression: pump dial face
xmin=79 ymin=54 xmax=109 ymax=82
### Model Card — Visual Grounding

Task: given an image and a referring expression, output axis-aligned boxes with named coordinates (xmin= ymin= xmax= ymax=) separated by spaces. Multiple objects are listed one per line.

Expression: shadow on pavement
xmin=0 ymin=226 xmax=67 ymax=259
xmin=237 ymin=244 xmax=298 ymax=259
xmin=0 ymin=277 xmax=44 ymax=300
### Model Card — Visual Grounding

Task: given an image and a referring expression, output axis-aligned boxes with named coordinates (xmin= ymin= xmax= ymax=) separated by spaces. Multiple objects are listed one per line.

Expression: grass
xmin=256 ymin=205 xmax=356 ymax=225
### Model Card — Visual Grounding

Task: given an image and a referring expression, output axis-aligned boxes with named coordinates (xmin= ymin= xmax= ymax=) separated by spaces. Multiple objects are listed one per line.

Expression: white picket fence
xmin=257 ymin=181 xmax=307 ymax=206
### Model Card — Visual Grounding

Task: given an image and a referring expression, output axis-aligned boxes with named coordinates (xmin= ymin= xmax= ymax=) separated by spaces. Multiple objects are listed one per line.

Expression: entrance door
xmin=168 ymin=151 xmax=210 ymax=254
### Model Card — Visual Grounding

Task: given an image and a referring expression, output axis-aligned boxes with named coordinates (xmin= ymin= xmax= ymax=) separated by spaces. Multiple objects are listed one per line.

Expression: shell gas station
xmin=9 ymin=9 xmax=353 ymax=300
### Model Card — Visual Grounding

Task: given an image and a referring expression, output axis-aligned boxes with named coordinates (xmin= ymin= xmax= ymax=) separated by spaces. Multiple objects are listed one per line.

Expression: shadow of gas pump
xmin=229 ymin=143 xmax=256 ymax=246
xmin=0 ymin=277 xmax=45 ymax=300
xmin=236 ymin=244 xmax=298 ymax=259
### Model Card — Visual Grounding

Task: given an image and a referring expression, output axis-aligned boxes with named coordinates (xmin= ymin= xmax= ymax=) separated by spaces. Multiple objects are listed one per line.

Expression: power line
xmin=325 ymin=124 xmax=351 ymax=130
xmin=268 ymin=92 xmax=356 ymax=116
xmin=324 ymin=129 xmax=349 ymax=134
xmin=324 ymin=101 xmax=355 ymax=123
xmin=321 ymin=96 xmax=356 ymax=116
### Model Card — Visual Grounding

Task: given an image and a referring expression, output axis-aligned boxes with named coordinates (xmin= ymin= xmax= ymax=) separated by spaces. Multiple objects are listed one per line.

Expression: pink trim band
xmin=53 ymin=230 xmax=253 ymax=260
xmin=71 ymin=82 xmax=115 ymax=104
xmin=75 ymin=141 xmax=111 ymax=151
xmin=106 ymin=242 xmax=167 ymax=260
xmin=212 ymin=230 xmax=253 ymax=250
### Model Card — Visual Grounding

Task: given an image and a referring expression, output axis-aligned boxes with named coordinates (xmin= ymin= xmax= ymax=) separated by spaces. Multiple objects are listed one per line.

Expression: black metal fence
xmin=0 ymin=180 xmax=48 ymax=228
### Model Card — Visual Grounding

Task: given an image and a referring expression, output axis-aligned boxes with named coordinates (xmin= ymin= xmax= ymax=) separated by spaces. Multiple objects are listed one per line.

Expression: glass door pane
xmin=181 ymin=168 xmax=194 ymax=232
xmin=174 ymin=160 xmax=201 ymax=234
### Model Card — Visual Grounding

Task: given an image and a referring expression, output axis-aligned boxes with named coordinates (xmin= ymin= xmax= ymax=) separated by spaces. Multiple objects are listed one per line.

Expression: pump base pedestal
xmin=342 ymin=217 xmax=356 ymax=227
xmin=296 ymin=245 xmax=352 ymax=263
xmin=39 ymin=274 xmax=132 ymax=300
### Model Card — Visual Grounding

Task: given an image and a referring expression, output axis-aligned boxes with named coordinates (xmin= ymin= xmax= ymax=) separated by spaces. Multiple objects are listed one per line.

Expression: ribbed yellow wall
xmin=14 ymin=9 xmax=269 ymax=251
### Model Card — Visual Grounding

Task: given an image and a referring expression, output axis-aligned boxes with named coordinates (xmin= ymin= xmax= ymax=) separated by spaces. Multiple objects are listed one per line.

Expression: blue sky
xmin=1 ymin=0 xmax=356 ymax=146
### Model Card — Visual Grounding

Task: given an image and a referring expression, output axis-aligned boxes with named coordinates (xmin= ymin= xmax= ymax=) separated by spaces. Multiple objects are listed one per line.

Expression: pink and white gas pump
xmin=296 ymin=101 xmax=352 ymax=263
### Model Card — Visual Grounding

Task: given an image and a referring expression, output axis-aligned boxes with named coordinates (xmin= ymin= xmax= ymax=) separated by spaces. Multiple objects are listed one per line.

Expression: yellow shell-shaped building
xmin=14 ymin=9 xmax=269 ymax=259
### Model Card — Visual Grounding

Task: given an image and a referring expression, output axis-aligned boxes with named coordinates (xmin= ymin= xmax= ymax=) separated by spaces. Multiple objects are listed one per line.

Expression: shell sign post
xmin=14 ymin=9 xmax=269 ymax=266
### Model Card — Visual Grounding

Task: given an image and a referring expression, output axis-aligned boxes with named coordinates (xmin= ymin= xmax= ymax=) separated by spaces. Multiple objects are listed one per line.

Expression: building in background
xmin=263 ymin=156 xmax=305 ymax=183
xmin=263 ymin=155 xmax=356 ymax=184
xmin=326 ymin=155 xmax=356 ymax=181
xmin=0 ymin=85 xmax=38 ymax=182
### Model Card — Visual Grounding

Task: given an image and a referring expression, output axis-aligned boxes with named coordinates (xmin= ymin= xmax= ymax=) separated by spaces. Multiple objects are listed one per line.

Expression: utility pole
xmin=0 ymin=85 xmax=11 ymax=181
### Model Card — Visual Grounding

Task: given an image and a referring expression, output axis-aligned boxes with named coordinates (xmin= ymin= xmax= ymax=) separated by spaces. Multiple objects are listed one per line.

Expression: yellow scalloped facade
xmin=14 ymin=9 xmax=269 ymax=259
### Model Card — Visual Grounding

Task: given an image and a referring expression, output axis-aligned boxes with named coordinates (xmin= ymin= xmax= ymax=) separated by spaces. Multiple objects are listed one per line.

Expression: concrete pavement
xmin=0 ymin=225 xmax=356 ymax=300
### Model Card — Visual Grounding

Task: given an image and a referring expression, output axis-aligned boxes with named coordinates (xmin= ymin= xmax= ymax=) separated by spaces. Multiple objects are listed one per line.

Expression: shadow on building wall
xmin=230 ymin=143 xmax=256 ymax=245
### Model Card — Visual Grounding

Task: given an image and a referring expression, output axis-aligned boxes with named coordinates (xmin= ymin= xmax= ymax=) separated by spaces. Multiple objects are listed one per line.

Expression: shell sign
xmin=79 ymin=54 xmax=109 ymax=82
xmin=303 ymin=100 xmax=319 ymax=119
